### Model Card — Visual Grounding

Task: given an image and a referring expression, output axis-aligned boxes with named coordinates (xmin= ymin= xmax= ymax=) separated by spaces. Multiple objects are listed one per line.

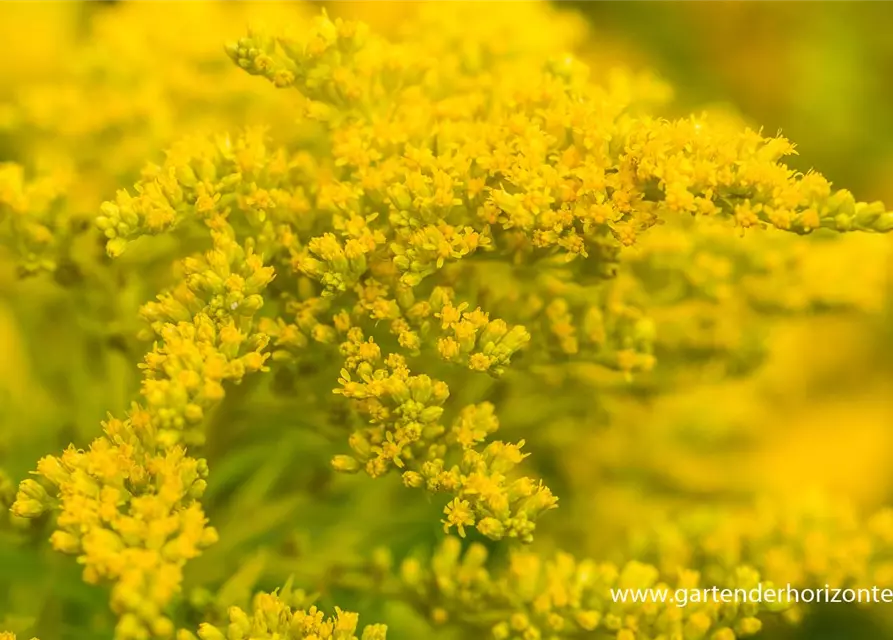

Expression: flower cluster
xmin=3 ymin=3 xmax=892 ymax=640
xmin=333 ymin=322 xmax=553 ymax=542
xmin=12 ymin=412 xmax=217 ymax=639
xmin=386 ymin=536 xmax=774 ymax=640
xmin=220 ymin=8 xmax=893 ymax=401
xmin=138 ymin=230 xmax=273 ymax=448
xmin=182 ymin=582 xmax=386 ymax=640
xmin=232 ymin=13 xmax=888 ymax=269
xmin=628 ymin=497 xmax=893 ymax=625
xmin=11 ymin=134 xmax=283 ymax=637
xmin=342 ymin=495 xmax=893 ymax=640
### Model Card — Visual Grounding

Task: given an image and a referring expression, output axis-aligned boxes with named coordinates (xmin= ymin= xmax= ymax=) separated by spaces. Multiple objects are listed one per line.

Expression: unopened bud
xmin=332 ymin=455 xmax=361 ymax=473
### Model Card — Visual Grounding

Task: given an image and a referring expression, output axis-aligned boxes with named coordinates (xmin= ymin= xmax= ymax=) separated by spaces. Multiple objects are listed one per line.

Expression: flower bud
xmin=348 ymin=432 xmax=372 ymax=459
xmin=476 ymin=517 xmax=505 ymax=540
xmin=874 ymin=213 xmax=893 ymax=232
xmin=360 ymin=624 xmax=388 ymax=640
xmin=736 ymin=617 xmax=762 ymax=636
xmin=683 ymin=612 xmax=712 ymax=640
xmin=332 ymin=455 xmax=361 ymax=473
xmin=402 ymin=471 xmax=425 ymax=488
xmin=575 ymin=611 xmax=600 ymax=631
xmin=50 ymin=530 xmax=81 ymax=554
xmin=10 ymin=498 xmax=45 ymax=518
xmin=228 ymin=606 xmax=251 ymax=635
xmin=17 ymin=479 xmax=48 ymax=502
xmin=197 ymin=624 xmax=226 ymax=640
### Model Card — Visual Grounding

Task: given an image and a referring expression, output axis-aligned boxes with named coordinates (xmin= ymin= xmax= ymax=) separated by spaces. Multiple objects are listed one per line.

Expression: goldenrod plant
xmin=1 ymin=3 xmax=892 ymax=640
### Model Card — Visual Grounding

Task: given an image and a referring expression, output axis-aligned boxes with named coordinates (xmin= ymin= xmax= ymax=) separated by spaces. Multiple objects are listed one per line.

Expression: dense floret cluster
xmin=2 ymin=3 xmax=892 ymax=640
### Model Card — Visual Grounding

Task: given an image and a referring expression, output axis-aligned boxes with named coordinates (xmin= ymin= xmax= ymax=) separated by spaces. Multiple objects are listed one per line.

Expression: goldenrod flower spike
xmin=5 ymin=3 xmax=892 ymax=640
xmin=12 ymin=131 xmax=282 ymax=639
xmin=390 ymin=536 xmax=773 ymax=640
xmin=229 ymin=13 xmax=891 ymax=272
xmin=14 ymin=413 xmax=217 ymax=639
xmin=184 ymin=585 xmax=387 ymax=640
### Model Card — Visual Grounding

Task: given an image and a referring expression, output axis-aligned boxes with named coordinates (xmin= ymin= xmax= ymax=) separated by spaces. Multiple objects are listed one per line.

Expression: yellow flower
xmin=442 ymin=498 xmax=476 ymax=537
